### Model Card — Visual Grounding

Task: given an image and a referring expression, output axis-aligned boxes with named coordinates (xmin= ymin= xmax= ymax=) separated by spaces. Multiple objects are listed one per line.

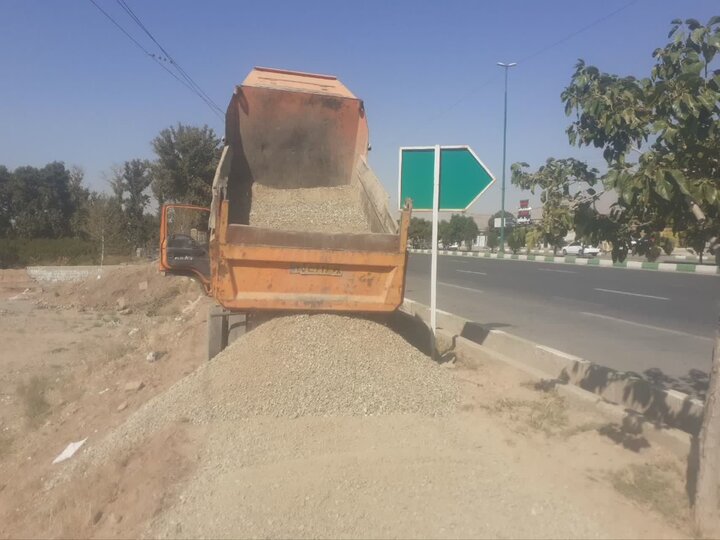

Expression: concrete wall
xmin=26 ymin=265 xmax=122 ymax=283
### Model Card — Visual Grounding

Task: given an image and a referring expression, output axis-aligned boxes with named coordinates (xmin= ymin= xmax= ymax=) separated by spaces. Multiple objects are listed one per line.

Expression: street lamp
xmin=497 ymin=61 xmax=516 ymax=253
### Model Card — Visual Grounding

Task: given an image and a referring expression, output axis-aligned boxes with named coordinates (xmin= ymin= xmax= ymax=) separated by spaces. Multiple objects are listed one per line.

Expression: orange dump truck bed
xmin=207 ymin=67 xmax=410 ymax=312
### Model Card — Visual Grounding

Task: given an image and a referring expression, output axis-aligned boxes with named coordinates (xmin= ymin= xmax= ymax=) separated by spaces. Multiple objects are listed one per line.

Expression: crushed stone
xmin=249 ymin=183 xmax=371 ymax=233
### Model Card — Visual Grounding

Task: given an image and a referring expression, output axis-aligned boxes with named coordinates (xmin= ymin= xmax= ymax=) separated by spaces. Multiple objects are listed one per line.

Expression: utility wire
xmin=431 ymin=0 xmax=640 ymax=121
xmin=516 ymin=0 xmax=639 ymax=65
xmin=87 ymin=0 xmax=223 ymax=118
xmin=88 ymin=0 xmax=195 ymax=94
xmin=114 ymin=0 xmax=224 ymax=116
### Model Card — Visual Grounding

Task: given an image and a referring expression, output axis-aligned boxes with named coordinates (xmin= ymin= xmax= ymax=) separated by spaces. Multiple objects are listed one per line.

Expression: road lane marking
xmin=537 ymin=268 xmax=576 ymax=274
xmin=457 ymin=270 xmax=487 ymax=275
xmin=580 ymin=311 xmax=712 ymax=341
xmin=594 ymin=287 xmax=669 ymax=301
xmin=438 ymin=282 xmax=483 ymax=294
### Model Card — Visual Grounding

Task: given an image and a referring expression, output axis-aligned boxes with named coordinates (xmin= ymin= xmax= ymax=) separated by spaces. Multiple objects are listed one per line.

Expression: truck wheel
xmin=207 ymin=305 xmax=229 ymax=361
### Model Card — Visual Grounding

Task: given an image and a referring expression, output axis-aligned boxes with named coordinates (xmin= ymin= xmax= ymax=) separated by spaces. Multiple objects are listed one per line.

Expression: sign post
xmin=430 ymin=145 xmax=440 ymax=333
xmin=399 ymin=146 xmax=495 ymax=337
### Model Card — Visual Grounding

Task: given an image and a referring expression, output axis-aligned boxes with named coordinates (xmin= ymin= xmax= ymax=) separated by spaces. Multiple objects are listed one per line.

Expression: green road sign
xmin=398 ymin=146 xmax=495 ymax=211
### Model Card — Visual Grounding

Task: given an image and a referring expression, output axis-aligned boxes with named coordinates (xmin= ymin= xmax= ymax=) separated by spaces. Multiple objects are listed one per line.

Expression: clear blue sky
xmin=0 ymin=0 xmax=717 ymax=214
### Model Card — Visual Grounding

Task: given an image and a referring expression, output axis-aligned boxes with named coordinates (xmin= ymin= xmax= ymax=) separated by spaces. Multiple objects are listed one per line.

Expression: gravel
xmin=82 ymin=314 xmax=457 ymax=466
xmin=249 ymin=183 xmax=371 ymax=233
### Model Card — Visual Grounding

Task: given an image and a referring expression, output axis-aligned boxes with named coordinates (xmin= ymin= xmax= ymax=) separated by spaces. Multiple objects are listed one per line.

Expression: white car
xmin=562 ymin=242 xmax=600 ymax=257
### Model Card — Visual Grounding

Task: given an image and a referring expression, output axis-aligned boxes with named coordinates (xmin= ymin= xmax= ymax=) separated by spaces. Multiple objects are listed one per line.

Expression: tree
xmin=408 ymin=217 xmax=432 ymax=248
xmin=84 ymin=193 xmax=129 ymax=260
xmin=67 ymin=166 xmax=90 ymax=238
xmin=512 ymin=158 xmax=598 ymax=254
xmin=525 ymin=227 xmax=543 ymax=253
xmin=561 ymin=17 xmax=720 ymax=262
xmin=438 ymin=220 xmax=453 ymax=247
xmin=507 ymin=227 xmax=527 ymax=254
xmin=449 ymin=214 xmax=479 ymax=250
xmin=151 ymin=124 xmax=221 ymax=207
xmin=110 ymin=160 xmax=153 ymax=248
xmin=486 ymin=230 xmax=499 ymax=252
xmin=0 ymin=165 xmax=11 ymax=236
xmin=4 ymin=162 xmax=76 ymax=238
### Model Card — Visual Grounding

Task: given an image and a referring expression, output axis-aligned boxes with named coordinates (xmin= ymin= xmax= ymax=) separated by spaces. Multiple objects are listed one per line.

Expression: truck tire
xmin=207 ymin=305 xmax=229 ymax=361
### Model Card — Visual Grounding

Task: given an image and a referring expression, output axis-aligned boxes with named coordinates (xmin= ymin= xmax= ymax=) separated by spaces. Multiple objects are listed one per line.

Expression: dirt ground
xmin=0 ymin=264 xmax=695 ymax=539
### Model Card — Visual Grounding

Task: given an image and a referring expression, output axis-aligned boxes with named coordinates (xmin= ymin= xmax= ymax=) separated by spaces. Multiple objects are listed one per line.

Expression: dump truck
xmin=159 ymin=67 xmax=412 ymax=358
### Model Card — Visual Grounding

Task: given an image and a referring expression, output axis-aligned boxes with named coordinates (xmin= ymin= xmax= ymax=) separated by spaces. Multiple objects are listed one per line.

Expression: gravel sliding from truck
xmin=82 ymin=314 xmax=457 ymax=466
xmin=249 ymin=183 xmax=372 ymax=233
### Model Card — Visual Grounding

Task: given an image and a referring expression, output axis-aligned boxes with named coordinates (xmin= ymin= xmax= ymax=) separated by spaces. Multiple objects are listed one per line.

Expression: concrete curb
xmin=400 ymin=298 xmax=699 ymax=458
xmin=408 ymin=248 xmax=720 ymax=275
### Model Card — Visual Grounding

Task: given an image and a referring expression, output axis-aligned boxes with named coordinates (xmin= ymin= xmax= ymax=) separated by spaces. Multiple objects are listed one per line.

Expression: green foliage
xmin=507 ymin=227 xmax=526 ymax=254
xmin=561 ymin=17 xmax=720 ymax=257
xmin=0 ymin=238 xmax=100 ymax=268
xmin=525 ymin=227 xmax=543 ymax=252
xmin=111 ymin=159 xmax=153 ymax=248
xmin=449 ymin=214 xmax=479 ymax=249
xmin=151 ymin=124 xmax=221 ymax=207
xmin=511 ymin=158 xmax=598 ymax=254
xmin=486 ymin=230 xmax=499 ymax=252
xmin=408 ymin=217 xmax=432 ymax=248
xmin=0 ymin=162 xmax=83 ymax=239
xmin=660 ymin=236 xmax=675 ymax=255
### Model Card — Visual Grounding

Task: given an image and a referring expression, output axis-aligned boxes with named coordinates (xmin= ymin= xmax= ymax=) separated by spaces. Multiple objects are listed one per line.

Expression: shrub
xmin=660 ymin=236 xmax=674 ymax=256
xmin=646 ymin=245 xmax=662 ymax=262
xmin=0 ymin=238 xmax=102 ymax=268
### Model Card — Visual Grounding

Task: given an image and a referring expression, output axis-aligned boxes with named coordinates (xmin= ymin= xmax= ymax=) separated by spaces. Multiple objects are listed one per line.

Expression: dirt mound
xmin=48 ymin=263 xmax=203 ymax=315
xmin=249 ymin=184 xmax=371 ymax=233
xmin=82 ymin=314 xmax=457 ymax=465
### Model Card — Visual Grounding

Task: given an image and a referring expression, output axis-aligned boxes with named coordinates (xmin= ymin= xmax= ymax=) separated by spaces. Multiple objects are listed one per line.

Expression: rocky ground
xmin=0 ymin=264 xmax=694 ymax=539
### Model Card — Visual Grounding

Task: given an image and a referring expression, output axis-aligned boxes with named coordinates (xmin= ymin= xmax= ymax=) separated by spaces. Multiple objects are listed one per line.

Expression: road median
xmin=409 ymin=248 xmax=720 ymax=275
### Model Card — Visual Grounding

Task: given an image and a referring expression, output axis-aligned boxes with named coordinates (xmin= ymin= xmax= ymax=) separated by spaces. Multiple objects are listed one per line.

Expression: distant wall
xmin=26 ymin=265 xmax=122 ymax=283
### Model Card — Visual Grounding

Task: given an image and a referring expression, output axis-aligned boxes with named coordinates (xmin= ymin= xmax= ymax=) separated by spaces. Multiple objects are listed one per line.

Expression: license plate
xmin=290 ymin=266 xmax=342 ymax=277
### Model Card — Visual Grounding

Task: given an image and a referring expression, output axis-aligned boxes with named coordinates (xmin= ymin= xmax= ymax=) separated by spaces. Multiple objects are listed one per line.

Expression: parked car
xmin=561 ymin=242 xmax=600 ymax=257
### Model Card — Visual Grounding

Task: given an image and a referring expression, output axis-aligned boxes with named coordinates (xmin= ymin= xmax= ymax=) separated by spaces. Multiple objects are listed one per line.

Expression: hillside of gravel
xmin=249 ymin=183 xmax=371 ymax=233
xmin=80 ymin=314 xmax=457 ymax=466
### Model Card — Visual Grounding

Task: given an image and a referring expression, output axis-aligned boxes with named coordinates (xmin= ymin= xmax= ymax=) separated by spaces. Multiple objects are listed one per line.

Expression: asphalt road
xmin=406 ymin=254 xmax=720 ymax=396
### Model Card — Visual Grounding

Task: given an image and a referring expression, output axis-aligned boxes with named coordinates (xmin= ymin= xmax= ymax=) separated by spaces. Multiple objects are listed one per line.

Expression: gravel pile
xmin=83 ymin=314 xmax=457 ymax=465
xmin=249 ymin=183 xmax=371 ymax=233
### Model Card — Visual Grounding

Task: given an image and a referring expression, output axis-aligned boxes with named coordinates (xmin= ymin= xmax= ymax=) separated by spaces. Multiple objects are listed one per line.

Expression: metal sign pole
xmin=430 ymin=144 xmax=441 ymax=335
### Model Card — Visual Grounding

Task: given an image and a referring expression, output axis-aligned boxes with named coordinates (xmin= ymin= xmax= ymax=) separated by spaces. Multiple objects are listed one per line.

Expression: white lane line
xmin=537 ymin=268 xmax=576 ymax=274
xmin=594 ymin=287 xmax=669 ymax=301
xmin=457 ymin=269 xmax=487 ymax=275
xmin=439 ymin=281 xmax=483 ymax=294
xmin=581 ymin=312 xmax=713 ymax=342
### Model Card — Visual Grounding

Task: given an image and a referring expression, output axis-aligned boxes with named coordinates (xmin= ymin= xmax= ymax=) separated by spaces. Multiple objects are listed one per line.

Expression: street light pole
xmin=497 ymin=61 xmax=516 ymax=253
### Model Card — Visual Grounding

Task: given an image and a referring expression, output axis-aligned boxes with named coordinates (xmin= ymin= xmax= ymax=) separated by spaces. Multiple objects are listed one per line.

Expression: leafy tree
xmin=438 ymin=220 xmax=453 ymax=247
xmin=525 ymin=227 xmax=543 ymax=253
xmin=67 ymin=166 xmax=90 ymax=238
xmin=561 ymin=17 xmax=720 ymax=262
xmin=0 ymin=165 xmax=11 ymax=236
xmin=111 ymin=160 xmax=153 ymax=248
xmin=449 ymin=214 xmax=479 ymax=250
xmin=84 ymin=193 xmax=130 ymax=259
xmin=486 ymin=230 xmax=499 ymax=252
xmin=4 ymin=162 xmax=75 ymax=238
xmin=151 ymin=124 xmax=221 ymax=207
xmin=512 ymin=158 xmax=598 ymax=254
xmin=408 ymin=217 xmax=432 ymax=248
xmin=507 ymin=227 xmax=526 ymax=254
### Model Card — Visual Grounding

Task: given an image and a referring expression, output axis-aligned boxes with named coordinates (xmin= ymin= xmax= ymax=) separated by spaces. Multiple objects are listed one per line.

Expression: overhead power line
xmin=87 ymin=0 xmax=223 ymax=119
xmin=431 ymin=0 xmax=640 ymax=121
xmin=114 ymin=0 xmax=224 ymax=116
